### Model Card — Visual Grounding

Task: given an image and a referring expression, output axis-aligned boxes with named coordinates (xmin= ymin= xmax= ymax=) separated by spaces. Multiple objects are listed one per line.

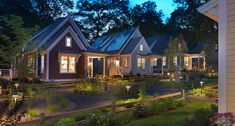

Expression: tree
xmin=130 ymin=1 xmax=164 ymax=37
xmin=166 ymin=0 xmax=218 ymax=49
xmin=0 ymin=0 xmax=74 ymax=28
xmin=0 ymin=15 xmax=37 ymax=68
xmin=74 ymin=0 xmax=130 ymax=42
xmin=164 ymin=37 xmax=188 ymax=82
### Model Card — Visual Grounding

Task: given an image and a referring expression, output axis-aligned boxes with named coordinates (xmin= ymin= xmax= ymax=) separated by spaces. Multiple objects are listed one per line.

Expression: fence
xmin=18 ymin=90 xmax=185 ymax=126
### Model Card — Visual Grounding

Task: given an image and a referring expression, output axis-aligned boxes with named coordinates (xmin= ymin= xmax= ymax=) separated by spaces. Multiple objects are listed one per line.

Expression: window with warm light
xmin=65 ymin=37 xmax=72 ymax=47
xmin=162 ymin=57 xmax=167 ymax=66
xmin=184 ymin=57 xmax=189 ymax=66
xmin=137 ymin=57 xmax=145 ymax=69
xmin=123 ymin=58 xmax=128 ymax=67
xmin=173 ymin=56 xmax=177 ymax=66
xmin=115 ymin=60 xmax=120 ymax=67
xmin=41 ymin=55 xmax=44 ymax=73
xmin=60 ymin=55 xmax=76 ymax=73
xmin=140 ymin=44 xmax=143 ymax=51
xmin=152 ymin=58 xmax=157 ymax=66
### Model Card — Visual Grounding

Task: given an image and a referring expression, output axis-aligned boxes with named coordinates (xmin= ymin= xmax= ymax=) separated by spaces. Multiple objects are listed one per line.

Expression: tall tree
xmin=166 ymin=0 xmax=218 ymax=49
xmin=130 ymin=1 xmax=164 ymax=37
xmin=0 ymin=15 xmax=37 ymax=68
xmin=0 ymin=0 xmax=74 ymax=27
xmin=75 ymin=0 xmax=130 ymax=42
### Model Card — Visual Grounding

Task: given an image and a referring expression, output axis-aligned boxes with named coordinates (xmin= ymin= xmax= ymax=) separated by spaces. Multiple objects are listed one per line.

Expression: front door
xmin=93 ymin=58 xmax=104 ymax=77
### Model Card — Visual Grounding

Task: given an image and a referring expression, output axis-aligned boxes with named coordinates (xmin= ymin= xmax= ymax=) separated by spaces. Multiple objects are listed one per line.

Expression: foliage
xmin=88 ymin=112 xmax=109 ymax=126
xmin=133 ymin=104 xmax=152 ymax=118
xmin=186 ymin=103 xmax=218 ymax=126
xmin=210 ymin=112 xmax=235 ymax=126
xmin=55 ymin=117 xmax=75 ymax=126
xmin=28 ymin=109 xmax=38 ymax=118
xmin=48 ymin=105 xmax=57 ymax=113
xmin=73 ymin=114 xmax=88 ymax=121
xmin=188 ymin=88 xmax=204 ymax=96
xmin=0 ymin=15 xmax=37 ymax=68
xmin=109 ymin=111 xmax=133 ymax=126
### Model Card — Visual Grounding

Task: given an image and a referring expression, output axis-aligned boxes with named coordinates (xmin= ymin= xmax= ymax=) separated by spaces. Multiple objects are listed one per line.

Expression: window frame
xmin=60 ymin=55 xmax=76 ymax=74
xmin=137 ymin=57 xmax=145 ymax=69
xmin=65 ymin=36 xmax=72 ymax=47
xmin=140 ymin=44 xmax=143 ymax=52
xmin=41 ymin=55 xmax=45 ymax=73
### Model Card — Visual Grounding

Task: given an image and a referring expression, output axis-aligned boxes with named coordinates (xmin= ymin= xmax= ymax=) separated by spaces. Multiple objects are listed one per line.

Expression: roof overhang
xmin=197 ymin=0 xmax=219 ymax=22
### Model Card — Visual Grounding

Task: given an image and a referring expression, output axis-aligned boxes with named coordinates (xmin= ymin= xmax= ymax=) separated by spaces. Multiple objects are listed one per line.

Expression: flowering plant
xmin=210 ymin=112 xmax=235 ymax=126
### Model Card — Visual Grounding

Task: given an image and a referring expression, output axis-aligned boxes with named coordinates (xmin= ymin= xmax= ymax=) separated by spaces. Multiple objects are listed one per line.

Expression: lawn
xmin=126 ymin=100 xmax=212 ymax=126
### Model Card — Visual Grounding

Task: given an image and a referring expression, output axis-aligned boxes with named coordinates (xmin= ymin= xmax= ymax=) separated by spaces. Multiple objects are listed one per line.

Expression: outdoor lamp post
xmin=200 ymin=81 xmax=204 ymax=94
xmin=126 ymin=85 xmax=131 ymax=92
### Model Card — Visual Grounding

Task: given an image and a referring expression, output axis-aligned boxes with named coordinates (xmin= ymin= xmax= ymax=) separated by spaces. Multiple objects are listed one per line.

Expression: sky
xmin=130 ymin=0 xmax=177 ymax=21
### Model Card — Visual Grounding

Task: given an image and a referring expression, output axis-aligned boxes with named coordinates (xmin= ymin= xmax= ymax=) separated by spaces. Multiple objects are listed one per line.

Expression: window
xmin=152 ymin=58 xmax=157 ymax=66
xmin=137 ymin=57 xmax=145 ymax=69
xmin=65 ymin=37 xmax=72 ymax=47
xmin=123 ymin=57 xmax=128 ymax=67
xmin=28 ymin=57 xmax=35 ymax=73
xmin=140 ymin=44 xmax=143 ymax=51
xmin=173 ymin=56 xmax=177 ymax=66
xmin=162 ymin=57 xmax=166 ymax=66
xmin=184 ymin=57 xmax=189 ymax=66
xmin=60 ymin=55 xmax=76 ymax=73
xmin=41 ymin=55 xmax=45 ymax=73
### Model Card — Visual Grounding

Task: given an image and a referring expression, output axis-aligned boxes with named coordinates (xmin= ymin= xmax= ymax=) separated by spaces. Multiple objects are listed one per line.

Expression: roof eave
xmin=197 ymin=0 xmax=219 ymax=22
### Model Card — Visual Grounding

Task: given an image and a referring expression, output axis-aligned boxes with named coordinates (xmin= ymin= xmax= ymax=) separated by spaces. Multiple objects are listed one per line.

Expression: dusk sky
xmin=130 ymin=0 xmax=177 ymax=21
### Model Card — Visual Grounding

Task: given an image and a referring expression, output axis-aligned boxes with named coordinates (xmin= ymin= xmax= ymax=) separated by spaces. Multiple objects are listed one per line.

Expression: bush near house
xmin=88 ymin=111 xmax=109 ymax=126
xmin=109 ymin=111 xmax=133 ymax=126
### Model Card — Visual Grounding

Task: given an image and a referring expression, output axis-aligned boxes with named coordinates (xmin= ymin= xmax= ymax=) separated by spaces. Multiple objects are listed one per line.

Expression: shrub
xmin=204 ymin=90 xmax=217 ymax=98
xmin=186 ymin=104 xmax=218 ymax=126
xmin=28 ymin=109 xmax=38 ymax=118
xmin=188 ymin=88 xmax=204 ymax=96
xmin=73 ymin=114 xmax=87 ymax=121
xmin=59 ymin=98 xmax=69 ymax=109
xmin=88 ymin=112 xmax=109 ymax=126
xmin=48 ymin=105 xmax=57 ymax=113
xmin=55 ymin=117 xmax=75 ymax=126
xmin=133 ymin=104 xmax=152 ymax=118
xmin=109 ymin=111 xmax=132 ymax=126
xmin=175 ymin=98 xmax=187 ymax=107
xmin=210 ymin=112 xmax=235 ymax=126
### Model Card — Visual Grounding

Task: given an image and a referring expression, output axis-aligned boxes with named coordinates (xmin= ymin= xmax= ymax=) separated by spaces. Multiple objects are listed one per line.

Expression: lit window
xmin=173 ymin=56 xmax=177 ymax=66
xmin=137 ymin=57 xmax=145 ymax=69
xmin=60 ymin=55 xmax=76 ymax=73
xmin=152 ymin=58 xmax=157 ymax=66
xmin=140 ymin=44 xmax=143 ymax=51
xmin=115 ymin=60 xmax=120 ymax=67
xmin=66 ymin=37 xmax=72 ymax=47
xmin=123 ymin=58 xmax=128 ymax=67
xmin=184 ymin=57 xmax=189 ymax=66
xmin=41 ymin=55 xmax=44 ymax=73
xmin=163 ymin=57 xmax=166 ymax=66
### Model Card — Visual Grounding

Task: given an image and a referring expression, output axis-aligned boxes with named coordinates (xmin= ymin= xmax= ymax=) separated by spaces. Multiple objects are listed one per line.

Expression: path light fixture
xmin=15 ymin=83 xmax=19 ymax=89
xmin=200 ymin=81 xmax=204 ymax=94
xmin=126 ymin=85 xmax=131 ymax=92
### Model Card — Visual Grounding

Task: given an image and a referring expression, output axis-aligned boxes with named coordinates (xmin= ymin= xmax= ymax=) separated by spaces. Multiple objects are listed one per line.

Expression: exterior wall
xmin=120 ymin=55 xmax=131 ymax=75
xmin=131 ymin=39 xmax=152 ymax=75
xmin=48 ymin=32 xmax=84 ymax=80
xmin=226 ymin=0 xmax=235 ymax=113
xmin=39 ymin=53 xmax=47 ymax=80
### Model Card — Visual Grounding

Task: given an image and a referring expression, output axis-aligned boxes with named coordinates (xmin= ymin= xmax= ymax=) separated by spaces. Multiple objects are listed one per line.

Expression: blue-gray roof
xmin=24 ymin=16 xmax=89 ymax=52
xmin=146 ymin=33 xmax=180 ymax=55
xmin=189 ymin=43 xmax=204 ymax=54
xmin=121 ymin=37 xmax=142 ymax=54
xmin=91 ymin=28 xmax=136 ymax=54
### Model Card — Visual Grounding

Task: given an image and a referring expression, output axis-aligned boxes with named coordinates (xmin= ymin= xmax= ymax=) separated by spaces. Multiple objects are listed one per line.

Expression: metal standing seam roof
xmin=146 ymin=33 xmax=180 ymax=55
xmin=24 ymin=16 xmax=89 ymax=52
xmin=121 ymin=37 xmax=143 ymax=54
xmin=91 ymin=28 xmax=136 ymax=54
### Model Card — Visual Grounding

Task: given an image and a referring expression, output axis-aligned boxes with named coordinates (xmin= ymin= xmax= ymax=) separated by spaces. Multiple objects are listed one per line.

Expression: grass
xmin=126 ymin=100 xmax=212 ymax=126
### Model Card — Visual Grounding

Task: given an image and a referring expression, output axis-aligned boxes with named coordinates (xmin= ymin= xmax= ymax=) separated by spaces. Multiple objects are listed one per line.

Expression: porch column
xmin=103 ymin=57 xmax=106 ymax=78
xmin=161 ymin=58 xmax=164 ymax=75
xmin=203 ymin=57 xmax=206 ymax=70
xmin=197 ymin=56 xmax=200 ymax=70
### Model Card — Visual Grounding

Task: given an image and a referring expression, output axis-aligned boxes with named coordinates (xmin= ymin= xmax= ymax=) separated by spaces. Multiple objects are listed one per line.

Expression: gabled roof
xmin=24 ymin=16 xmax=89 ymax=52
xmin=146 ymin=33 xmax=180 ymax=55
xmin=197 ymin=0 xmax=218 ymax=21
xmin=91 ymin=28 xmax=137 ymax=54
xmin=121 ymin=37 xmax=143 ymax=54
xmin=189 ymin=43 xmax=205 ymax=54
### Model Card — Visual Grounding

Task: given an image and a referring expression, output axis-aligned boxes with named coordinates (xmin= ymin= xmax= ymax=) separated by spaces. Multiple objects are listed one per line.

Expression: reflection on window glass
xmin=60 ymin=55 xmax=75 ymax=73
xmin=137 ymin=57 xmax=145 ymax=69
xmin=123 ymin=57 xmax=128 ymax=67
xmin=152 ymin=58 xmax=157 ymax=66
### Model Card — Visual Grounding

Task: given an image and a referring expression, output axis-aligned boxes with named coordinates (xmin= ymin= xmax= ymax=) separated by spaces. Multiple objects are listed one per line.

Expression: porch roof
xmin=197 ymin=0 xmax=218 ymax=21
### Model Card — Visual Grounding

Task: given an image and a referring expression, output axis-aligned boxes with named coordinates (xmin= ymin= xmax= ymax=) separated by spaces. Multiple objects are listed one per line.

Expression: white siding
xmin=227 ymin=0 xmax=235 ymax=113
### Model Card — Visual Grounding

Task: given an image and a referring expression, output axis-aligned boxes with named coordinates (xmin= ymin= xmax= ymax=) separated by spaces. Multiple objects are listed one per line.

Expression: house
xmin=89 ymin=28 xmax=152 ymax=77
xmin=13 ymin=16 xmax=90 ymax=81
xmin=13 ymin=16 xmax=206 ymax=82
xmin=146 ymin=34 xmax=206 ymax=74
xmin=198 ymin=0 xmax=235 ymax=114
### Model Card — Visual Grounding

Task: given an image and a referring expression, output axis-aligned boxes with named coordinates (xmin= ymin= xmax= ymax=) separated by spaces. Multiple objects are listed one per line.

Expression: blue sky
xmin=130 ymin=0 xmax=177 ymax=21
